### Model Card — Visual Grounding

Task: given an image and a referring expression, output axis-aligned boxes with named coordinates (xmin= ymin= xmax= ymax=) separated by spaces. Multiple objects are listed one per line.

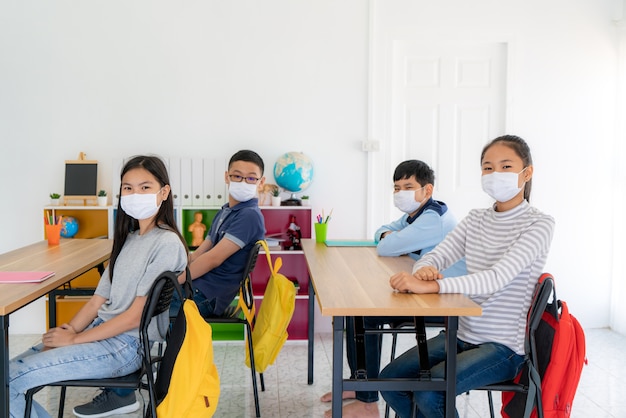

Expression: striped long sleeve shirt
xmin=411 ymin=200 xmax=555 ymax=354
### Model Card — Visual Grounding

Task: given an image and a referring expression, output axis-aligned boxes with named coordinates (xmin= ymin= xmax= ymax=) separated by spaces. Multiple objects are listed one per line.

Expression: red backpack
xmin=502 ymin=273 xmax=587 ymax=418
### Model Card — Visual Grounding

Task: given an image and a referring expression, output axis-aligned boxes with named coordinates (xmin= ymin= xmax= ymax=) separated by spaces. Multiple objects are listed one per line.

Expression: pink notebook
xmin=0 ymin=271 xmax=55 ymax=284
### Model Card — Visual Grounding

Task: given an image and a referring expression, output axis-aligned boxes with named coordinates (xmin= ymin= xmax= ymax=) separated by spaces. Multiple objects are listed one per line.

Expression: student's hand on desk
xmin=413 ymin=266 xmax=443 ymax=281
xmin=42 ymin=323 xmax=77 ymax=348
xmin=390 ymin=271 xmax=440 ymax=294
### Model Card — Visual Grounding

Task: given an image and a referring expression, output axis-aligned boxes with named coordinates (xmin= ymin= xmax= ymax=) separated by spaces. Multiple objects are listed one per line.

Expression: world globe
xmin=60 ymin=216 xmax=79 ymax=238
xmin=273 ymin=152 xmax=314 ymax=196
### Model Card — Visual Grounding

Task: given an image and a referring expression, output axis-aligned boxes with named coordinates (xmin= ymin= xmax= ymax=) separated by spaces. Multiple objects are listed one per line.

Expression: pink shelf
xmin=253 ymin=206 xmax=312 ymax=340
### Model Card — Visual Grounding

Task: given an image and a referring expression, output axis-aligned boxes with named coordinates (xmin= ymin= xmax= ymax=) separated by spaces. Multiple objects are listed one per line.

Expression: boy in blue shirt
xmin=322 ymin=159 xmax=466 ymax=418
xmin=374 ymin=161 xmax=466 ymax=276
xmin=74 ymin=150 xmax=266 ymax=417
xmin=180 ymin=149 xmax=266 ymax=317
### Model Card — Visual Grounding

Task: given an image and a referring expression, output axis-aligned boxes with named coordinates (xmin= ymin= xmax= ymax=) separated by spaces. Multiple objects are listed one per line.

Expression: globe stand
xmin=281 ymin=192 xmax=302 ymax=206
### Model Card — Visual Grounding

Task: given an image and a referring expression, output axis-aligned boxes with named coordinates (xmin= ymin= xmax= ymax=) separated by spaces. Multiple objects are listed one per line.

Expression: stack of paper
xmin=265 ymin=238 xmax=283 ymax=251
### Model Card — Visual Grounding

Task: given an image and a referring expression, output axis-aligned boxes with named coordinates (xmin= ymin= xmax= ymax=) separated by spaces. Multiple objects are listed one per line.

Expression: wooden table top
xmin=301 ymin=239 xmax=481 ymax=317
xmin=0 ymin=239 xmax=112 ymax=315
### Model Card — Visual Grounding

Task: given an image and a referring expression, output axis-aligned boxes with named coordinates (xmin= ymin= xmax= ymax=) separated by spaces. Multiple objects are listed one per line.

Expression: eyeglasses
xmin=228 ymin=174 xmax=260 ymax=184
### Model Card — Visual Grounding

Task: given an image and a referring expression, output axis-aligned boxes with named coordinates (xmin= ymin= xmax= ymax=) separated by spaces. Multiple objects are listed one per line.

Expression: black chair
xmin=24 ymin=271 xmax=181 ymax=418
xmin=473 ymin=274 xmax=554 ymax=418
xmin=204 ymin=241 xmax=263 ymax=418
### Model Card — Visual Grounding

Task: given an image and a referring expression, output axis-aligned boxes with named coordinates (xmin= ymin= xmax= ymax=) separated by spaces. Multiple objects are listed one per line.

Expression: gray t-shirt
xmin=95 ymin=226 xmax=187 ymax=341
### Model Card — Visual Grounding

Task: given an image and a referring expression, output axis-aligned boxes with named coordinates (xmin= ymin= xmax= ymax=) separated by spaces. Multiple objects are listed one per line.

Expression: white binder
xmin=180 ymin=158 xmax=193 ymax=207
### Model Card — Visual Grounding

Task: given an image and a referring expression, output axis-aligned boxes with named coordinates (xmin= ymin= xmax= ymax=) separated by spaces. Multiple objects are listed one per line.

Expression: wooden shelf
xmin=43 ymin=206 xmax=113 ymax=240
xmin=42 ymin=206 xmax=113 ymax=330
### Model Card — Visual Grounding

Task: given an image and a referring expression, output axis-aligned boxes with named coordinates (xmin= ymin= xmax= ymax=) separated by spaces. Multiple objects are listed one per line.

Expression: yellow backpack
xmin=243 ymin=239 xmax=297 ymax=373
xmin=156 ymin=281 xmax=220 ymax=417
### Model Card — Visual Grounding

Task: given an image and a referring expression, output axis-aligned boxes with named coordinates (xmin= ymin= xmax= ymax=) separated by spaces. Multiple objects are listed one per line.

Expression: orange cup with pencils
xmin=314 ymin=223 xmax=328 ymax=243
xmin=45 ymin=224 xmax=61 ymax=246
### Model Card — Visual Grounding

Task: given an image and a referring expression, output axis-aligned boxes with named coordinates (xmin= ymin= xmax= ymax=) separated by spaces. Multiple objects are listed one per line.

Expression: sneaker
xmin=73 ymin=390 xmax=140 ymax=417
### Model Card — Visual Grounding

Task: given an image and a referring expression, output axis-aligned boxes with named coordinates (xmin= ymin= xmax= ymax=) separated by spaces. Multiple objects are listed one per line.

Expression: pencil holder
xmin=45 ymin=224 xmax=61 ymax=246
xmin=314 ymin=223 xmax=328 ymax=243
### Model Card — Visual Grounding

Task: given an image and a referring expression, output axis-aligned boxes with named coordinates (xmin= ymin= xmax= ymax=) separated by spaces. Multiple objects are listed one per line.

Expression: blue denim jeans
xmin=169 ymin=286 xmax=220 ymax=318
xmin=9 ymin=318 xmax=142 ymax=418
xmin=379 ymin=331 xmax=525 ymax=418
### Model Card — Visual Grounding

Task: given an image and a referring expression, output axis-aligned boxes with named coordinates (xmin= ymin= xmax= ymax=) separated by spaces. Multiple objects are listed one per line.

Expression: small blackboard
xmin=64 ymin=158 xmax=98 ymax=204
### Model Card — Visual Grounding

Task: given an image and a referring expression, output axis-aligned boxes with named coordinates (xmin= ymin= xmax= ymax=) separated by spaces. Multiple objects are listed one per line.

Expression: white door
xmin=369 ymin=41 xmax=508 ymax=230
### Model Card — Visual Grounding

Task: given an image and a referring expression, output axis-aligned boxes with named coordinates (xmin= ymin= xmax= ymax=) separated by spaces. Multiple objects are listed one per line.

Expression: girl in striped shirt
xmin=380 ymin=135 xmax=555 ymax=418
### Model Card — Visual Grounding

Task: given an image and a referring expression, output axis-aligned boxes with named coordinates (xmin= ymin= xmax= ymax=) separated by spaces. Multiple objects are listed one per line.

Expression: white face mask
xmin=121 ymin=192 xmax=162 ymax=220
xmin=229 ymin=181 xmax=257 ymax=202
xmin=481 ymin=168 xmax=526 ymax=202
xmin=393 ymin=189 xmax=423 ymax=214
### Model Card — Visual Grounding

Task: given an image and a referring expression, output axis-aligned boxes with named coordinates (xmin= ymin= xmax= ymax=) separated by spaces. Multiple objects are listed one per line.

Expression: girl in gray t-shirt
xmin=10 ymin=155 xmax=188 ymax=418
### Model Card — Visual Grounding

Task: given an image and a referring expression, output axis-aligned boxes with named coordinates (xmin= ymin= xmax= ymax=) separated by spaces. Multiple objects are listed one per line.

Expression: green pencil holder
xmin=314 ymin=223 xmax=328 ymax=243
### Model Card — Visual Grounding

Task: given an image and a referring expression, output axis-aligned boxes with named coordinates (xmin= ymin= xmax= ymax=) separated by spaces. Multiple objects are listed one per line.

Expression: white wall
xmin=0 ymin=0 xmax=369 ymax=333
xmin=0 ymin=1 xmax=623 ymax=334
xmin=611 ymin=15 xmax=626 ymax=335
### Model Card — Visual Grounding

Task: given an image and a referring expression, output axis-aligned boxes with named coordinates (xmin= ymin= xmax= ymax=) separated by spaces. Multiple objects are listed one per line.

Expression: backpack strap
xmin=522 ymin=359 xmax=541 ymax=418
xmin=258 ymin=239 xmax=282 ymax=275
xmin=182 ymin=266 xmax=193 ymax=299
xmin=170 ymin=266 xmax=193 ymax=304
xmin=237 ymin=277 xmax=256 ymax=325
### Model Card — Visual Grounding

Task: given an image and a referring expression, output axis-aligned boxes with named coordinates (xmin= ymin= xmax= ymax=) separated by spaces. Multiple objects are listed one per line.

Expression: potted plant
xmin=301 ymin=195 xmax=310 ymax=206
xmin=49 ymin=193 xmax=61 ymax=206
xmin=97 ymin=190 xmax=108 ymax=206
xmin=271 ymin=188 xmax=281 ymax=207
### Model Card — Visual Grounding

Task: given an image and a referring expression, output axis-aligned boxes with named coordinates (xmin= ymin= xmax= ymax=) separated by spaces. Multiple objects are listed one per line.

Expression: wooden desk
xmin=301 ymin=239 xmax=481 ymax=418
xmin=0 ymin=238 xmax=112 ymax=416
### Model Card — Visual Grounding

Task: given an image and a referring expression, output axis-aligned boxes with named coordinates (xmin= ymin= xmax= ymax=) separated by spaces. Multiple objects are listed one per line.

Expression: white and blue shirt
xmin=375 ymin=198 xmax=467 ymax=277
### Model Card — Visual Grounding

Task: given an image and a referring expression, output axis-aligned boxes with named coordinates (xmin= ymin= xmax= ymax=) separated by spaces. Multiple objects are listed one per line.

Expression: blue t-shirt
xmin=194 ymin=198 xmax=265 ymax=305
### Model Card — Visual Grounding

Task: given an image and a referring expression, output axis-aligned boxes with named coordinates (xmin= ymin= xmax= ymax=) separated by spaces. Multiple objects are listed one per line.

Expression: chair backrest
xmin=494 ymin=275 xmax=555 ymax=418
xmin=239 ymin=242 xmax=263 ymax=310
xmin=139 ymin=271 xmax=180 ymax=332
xmin=244 ymin=242 xmax=262 ymax=280
xmin=526 ymin=275 xmax=554 ymax=367
xmin=133 ymin=271 xmax=182 ymax=417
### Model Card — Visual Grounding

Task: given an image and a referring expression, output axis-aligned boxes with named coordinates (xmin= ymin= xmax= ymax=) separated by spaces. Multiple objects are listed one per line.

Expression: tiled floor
xmin=10 ymin=327 xmax=625 ymax=417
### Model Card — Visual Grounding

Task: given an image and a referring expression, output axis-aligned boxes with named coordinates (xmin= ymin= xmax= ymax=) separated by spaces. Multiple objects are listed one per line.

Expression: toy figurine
xmin=188 ymin=211 xmax=207 ymax=248
xmin=286 ymin=215 xmax=302 ymax=250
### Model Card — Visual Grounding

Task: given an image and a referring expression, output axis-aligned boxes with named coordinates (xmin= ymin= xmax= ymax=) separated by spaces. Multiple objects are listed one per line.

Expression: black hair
xmin=481 ymin=135 xmax=533 ymax=202
xmin=109 ymin=155 xmax=188 ymax=281
xmin=229 ymin=150 xmax=264 ymax=175
xmin=393 ymin=160 xmax=435 ymax=187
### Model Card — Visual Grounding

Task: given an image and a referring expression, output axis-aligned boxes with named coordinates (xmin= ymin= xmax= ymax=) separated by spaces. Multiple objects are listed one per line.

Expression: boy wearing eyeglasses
xmin=178 ymin=149 xmax=267 ymax=317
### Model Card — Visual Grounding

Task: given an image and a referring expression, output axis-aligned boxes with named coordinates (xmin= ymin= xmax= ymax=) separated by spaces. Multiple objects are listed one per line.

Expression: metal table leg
xmin=308 ymin=280 xmax=315 ymax=384
xmin=1 ymin=314 xmax=9 ymax=417
xmin=332 ymin=315 xmax=344 ymax=417
xmin=445 ymin=316 xmax=459 ymax=418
